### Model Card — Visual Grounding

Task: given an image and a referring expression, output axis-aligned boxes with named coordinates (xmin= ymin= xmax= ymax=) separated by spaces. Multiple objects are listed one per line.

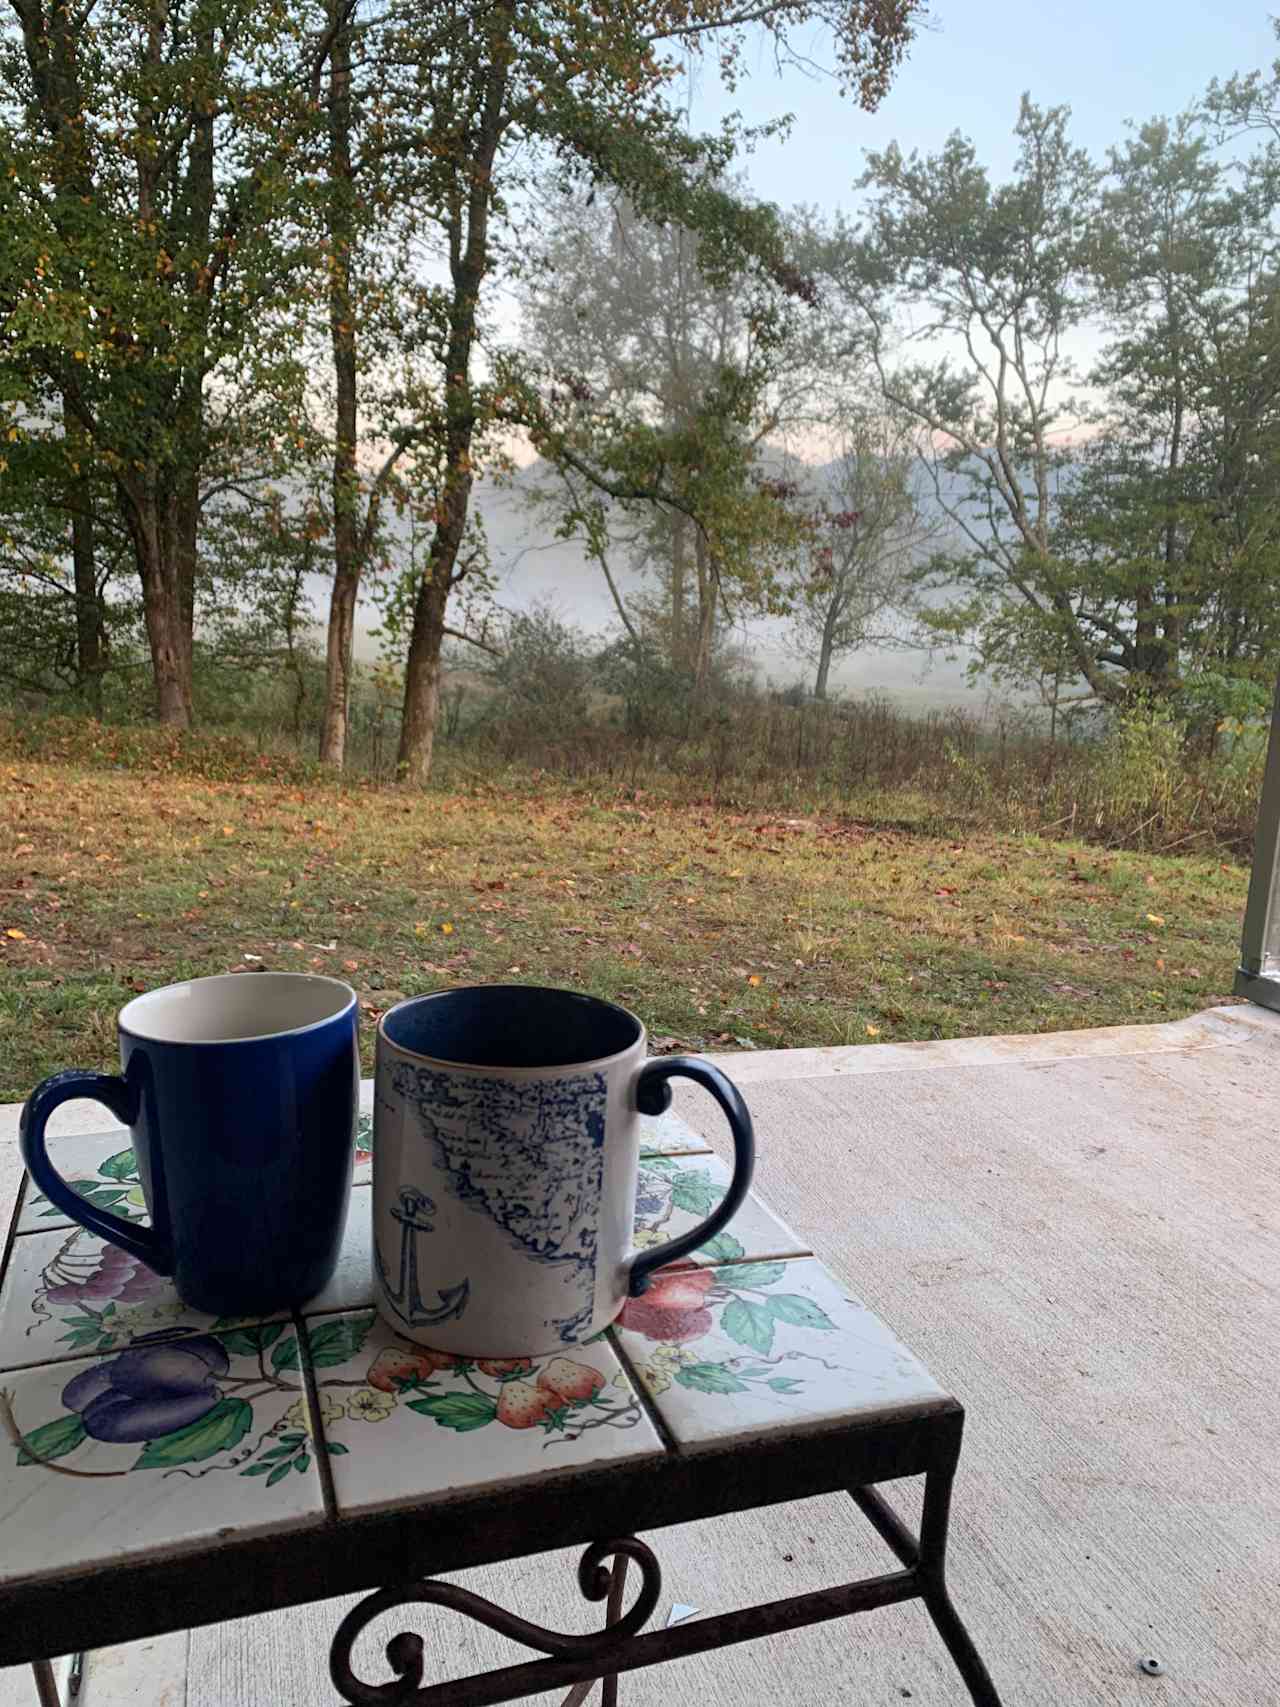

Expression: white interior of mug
xmin=119 ymin=972 xmax=354 ymax=1044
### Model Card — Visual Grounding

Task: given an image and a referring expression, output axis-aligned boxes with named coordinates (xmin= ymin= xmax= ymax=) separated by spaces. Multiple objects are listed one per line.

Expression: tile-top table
xmin=0 ymin=1090 xmax=1004 ymax=1705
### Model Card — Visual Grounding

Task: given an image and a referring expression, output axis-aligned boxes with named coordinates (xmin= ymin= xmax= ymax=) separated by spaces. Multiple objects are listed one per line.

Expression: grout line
xmin=0 ymin=1168 xmax=29 ymax=1294
xmin=294 ymin=1307 xmax=340 ymax=1522
xmin=605 ymin=1324 xmax=677 ymax=1456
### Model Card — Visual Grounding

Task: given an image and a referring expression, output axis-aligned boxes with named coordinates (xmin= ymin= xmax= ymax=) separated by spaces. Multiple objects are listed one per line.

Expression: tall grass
xmin=1 ymin=688 xmax=1264 ymax=856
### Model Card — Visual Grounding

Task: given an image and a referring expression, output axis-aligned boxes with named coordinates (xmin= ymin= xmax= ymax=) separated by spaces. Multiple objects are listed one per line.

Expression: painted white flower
xmin=282 ymin=1391 xmax=346 ymax=1436
xmin=348 ymin=1386 xmax=395 ymax=1423
xmin=641 ymin=1343 xmax=698 ymax=1395
xmin=631 ymin=1228 xmax=667 ymax=1251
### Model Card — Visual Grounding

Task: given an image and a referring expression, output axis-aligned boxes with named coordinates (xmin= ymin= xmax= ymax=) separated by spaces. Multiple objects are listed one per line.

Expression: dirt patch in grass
xmin=0 ymin=760 xmax=1248 ymax=1101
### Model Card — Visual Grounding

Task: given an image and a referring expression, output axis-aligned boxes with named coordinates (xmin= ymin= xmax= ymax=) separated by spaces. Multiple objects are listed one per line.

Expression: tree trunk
xmin=175 ymin=473 xmax=199 ymax=721
xmin=319 ymin=0 xmax=358 ymax=769
xmin=395 ymin=3 xmax=511 ymax=784
xmin=124 ymin=490 xmax=191 ymax=726
xmin=814 ymin=620 xmax=836 ymax=701
xmin=397 ymin=556 xmax=452 ymax=787
xmin=692 ymin=529 xmax=716 ymax=703
xmin=670 ymin=514 xmax=687 ymax=668
xmin=64 ymin=405 xmax=102 ymax=707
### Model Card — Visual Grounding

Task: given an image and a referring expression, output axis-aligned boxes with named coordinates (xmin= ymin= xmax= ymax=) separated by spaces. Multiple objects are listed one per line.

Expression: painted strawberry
xmin=367 ymin=1345 xmax=457 ymax=1392
xmin=495 ymin=1378 xmax=556 ymax=1429
xmin=618 ymin=1268 xmax=716 ymax=1344
xmin=537 ymin=1357 xmax=605 ymax=1403
xmin=477 ymin=1357 xmax=534 ymax=1378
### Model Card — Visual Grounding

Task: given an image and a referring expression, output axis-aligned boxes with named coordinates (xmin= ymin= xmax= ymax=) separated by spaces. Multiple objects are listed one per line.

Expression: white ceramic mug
xmin=371 ymin=985 xmax=755 ymax=1356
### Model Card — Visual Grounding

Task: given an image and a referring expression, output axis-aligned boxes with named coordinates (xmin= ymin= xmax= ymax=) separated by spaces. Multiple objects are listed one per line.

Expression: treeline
xmin=4 ymin=4 xmax=1280 ymax=778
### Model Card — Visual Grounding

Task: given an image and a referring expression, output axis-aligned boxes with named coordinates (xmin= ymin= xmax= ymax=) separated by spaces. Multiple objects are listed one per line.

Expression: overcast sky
xmin=683 ymin=1 xmax=1277 ymax=214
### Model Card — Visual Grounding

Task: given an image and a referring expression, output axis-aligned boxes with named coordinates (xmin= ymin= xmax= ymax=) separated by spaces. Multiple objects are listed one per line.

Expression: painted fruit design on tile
xmin=320 ymin=1313 xmax=639 ymax=1447
xmin=618 ymin=1248 xmax=837 ymax=1398
xmin=5 ymin=1323 xmax=317 ymax=1487
xmin=27 ymin=1226 xmax=190 ymax=1355
xmin=27 ymin=1144 xmax=147 ymax=1224
xmin=354 ymin=1112 xmax=373 ymax=1167
xmin=630 ymin=1158 xmax=726 ymax=1254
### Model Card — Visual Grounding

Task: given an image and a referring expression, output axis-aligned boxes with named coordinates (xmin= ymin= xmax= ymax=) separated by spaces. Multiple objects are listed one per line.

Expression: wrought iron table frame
xmin=8 ymin=1397 xmax=1002 ymax=1705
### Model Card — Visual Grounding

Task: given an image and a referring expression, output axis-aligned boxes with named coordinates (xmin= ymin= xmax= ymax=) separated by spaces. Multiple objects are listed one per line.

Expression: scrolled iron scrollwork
xmin=329 ymin=1536 xmax=662 ymax=1706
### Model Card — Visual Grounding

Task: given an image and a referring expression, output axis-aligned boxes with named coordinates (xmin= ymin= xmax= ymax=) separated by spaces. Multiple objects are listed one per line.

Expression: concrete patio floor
xmin=2 ymin=1001 xmax=1277 ymax=1705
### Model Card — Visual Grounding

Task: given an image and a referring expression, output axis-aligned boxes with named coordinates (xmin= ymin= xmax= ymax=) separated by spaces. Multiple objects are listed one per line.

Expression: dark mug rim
xmin=379 ymin=983 xmax=645 ymax=1074
xmin=119 ymin=971 xmax=357 ymax=1047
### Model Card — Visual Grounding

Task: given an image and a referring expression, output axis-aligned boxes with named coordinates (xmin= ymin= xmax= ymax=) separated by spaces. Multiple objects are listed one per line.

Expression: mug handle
xmin=19 ymin=1070 xmax=172 ymax=1272
xmin=627 ymin=1056 xmax=755 ymax=1297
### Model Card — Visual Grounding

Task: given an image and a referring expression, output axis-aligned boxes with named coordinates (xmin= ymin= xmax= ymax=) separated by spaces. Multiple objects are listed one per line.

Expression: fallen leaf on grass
xmin=5 ymin=927 xmax=26 ymax=939
xmin=747 ymin=974 xmax=761 ymax=987
xmin=865 ymin=1023 xmax=881 ymax=1037
xmin=1146 ymin=913 xmax=1165 ymax=926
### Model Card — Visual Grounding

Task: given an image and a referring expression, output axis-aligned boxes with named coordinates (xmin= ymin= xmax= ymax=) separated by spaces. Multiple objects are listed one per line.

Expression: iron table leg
xmin=557 ymin=1549 xmax=629 ymax=1707
xmin=30 ymin=1660 xmax=60 ymax=1707
xmin=849 ymin=1444 xmax=1003 ymax=1707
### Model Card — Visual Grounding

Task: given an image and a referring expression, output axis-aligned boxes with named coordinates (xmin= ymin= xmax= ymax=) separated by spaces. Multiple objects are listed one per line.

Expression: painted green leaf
xmin=406 ymin=1392 xmax=497 ymax=1432
xmin=46 ymin=1182 xmax=135 ymax=1219
xmin=721 ymin=1297 xmax=775 ymax=1356
xmin=638 ymin=1154 xmax=677 ymax=1173
xmin=713 ymin=1262 xmax=787 ymax=1289
xmin=133 ymin=1398 xmax=252 ymax=1469
xmin=58 ymin=1323 xmax=105 ymax=1349
xmin=240 ymin=1461 xmax=276 ymax=1476
xmin=217 ymin=1321 xmax=286 ymax=1358
xmin=700 ymin=1231 xmax=745 ymax=1263
xmin=270 ymin=1335 xmax=301 ymax=1372
xmin=670 ymin=1170 xmax=724 ymax=1217
xmin=354 ymin=1113 xmax=373 ymax=1152
xmin=99 ymin=1147 xmax=137 ymax=1181
xmin=674 ymin=1362 xmax=748 ymax=1395
xmin=767 ymin=1295 xmax=835 ymax=1332
xmin=324 ymin=1441 xmax=349 ymax=1456
xmin=767 ymin=1377 xmax=803 ymax=1393
xmin=16 ymin=1412 xmax=86 ymax=1466
xmin=266 ymin=1461 xmax=293 ymax=1487
xmin=305 ymin=1315 xmax=372 ymax=1368
xmin=294 ymin=1452 xmax=310 ymax=1472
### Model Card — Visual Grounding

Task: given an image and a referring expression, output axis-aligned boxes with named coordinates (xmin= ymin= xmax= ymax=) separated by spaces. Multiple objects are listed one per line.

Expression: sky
xmin=682 ymin=1 xmax=1276 ymax=214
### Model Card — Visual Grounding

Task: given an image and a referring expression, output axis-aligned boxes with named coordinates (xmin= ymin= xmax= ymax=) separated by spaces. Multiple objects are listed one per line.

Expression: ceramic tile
xmin=634 ymin=1153 xmax=810 ymax=1271
xmin=303 ymin=1184 xmax=373 ymax=1314
xmin=355 ymin=1081 xmax=375 ymax=1184
xmin=0 ymin=1322 xmax=323 ymax=1584
xmin=15 ymin=1129 xmax=148 ymax=1236
xmin=301 ymin=1157 xmax=809 ymax=1326
xmin=612 ymin=1257 xmax=950 ymax=1451
xmin=301 ymin=1310 xmax=664 ymax=1514
xmin=639 ymin=1107 xmax=711 ymax=1156
xmin=0 ymin=1223 xmax=288 ymax=1373
xmin=15 ymin=1101 xmax=376 ymax=1233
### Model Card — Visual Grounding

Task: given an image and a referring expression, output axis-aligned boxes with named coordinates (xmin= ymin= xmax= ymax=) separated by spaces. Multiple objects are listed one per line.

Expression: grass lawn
xmin=0 ymin=756 xmax=1249 ymax=1101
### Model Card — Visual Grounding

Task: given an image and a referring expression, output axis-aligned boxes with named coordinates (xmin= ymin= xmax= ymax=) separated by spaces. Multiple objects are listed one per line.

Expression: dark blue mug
xmin=20 ymin=972 xmax=359 ymax=1317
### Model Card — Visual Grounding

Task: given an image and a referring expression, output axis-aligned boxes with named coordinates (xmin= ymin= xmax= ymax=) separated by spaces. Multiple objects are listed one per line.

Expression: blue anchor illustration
xmin=375 ymin=1186 xmax=470 ymax=1330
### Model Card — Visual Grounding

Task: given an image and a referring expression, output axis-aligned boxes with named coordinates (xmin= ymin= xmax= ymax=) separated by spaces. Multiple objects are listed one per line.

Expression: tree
xmin=0 ymin=0 xmax=323 ymax=725
xmin=841 ymin=100 xmax=1112 ymax=702
xmin=521 ymin=188 xmax=843 ymax=696
xmin=374 ymin=0 xmax=925 ymax=783
xmin=789 ymin=412 xmax=928 ymax=699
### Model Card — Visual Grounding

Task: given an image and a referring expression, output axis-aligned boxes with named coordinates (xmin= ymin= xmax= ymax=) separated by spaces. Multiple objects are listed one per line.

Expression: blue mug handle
xmin=627 ymin=1056 xmax=755 ymax=1297
xmin=20 ymin=1069 xmax=172 ymax=1272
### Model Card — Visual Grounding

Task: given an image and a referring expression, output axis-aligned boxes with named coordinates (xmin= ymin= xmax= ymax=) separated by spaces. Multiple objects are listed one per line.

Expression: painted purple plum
xmin=44 ymin=1240 xmax=167 ymax=1306
xmin=61 ymin=1334 xmax=230 ymax=1443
